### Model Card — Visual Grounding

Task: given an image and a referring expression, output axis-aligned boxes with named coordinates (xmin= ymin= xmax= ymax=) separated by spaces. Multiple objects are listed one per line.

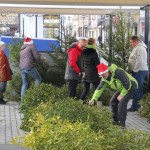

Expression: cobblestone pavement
xmin=0 ymin=100 xmax=150 ymax=145
xmin=0 ymin=101 xmax=25 ymax=144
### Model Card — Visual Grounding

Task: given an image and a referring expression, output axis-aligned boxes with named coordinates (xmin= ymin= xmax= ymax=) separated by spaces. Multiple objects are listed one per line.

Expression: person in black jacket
xmin=80 ymin=38 xmax=100 ymax=102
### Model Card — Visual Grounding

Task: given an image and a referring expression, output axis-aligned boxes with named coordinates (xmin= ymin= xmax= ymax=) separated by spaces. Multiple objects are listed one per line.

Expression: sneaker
xmin=112 ymin=121 xmax=126 ymax=129
xmin=0 ymin=98 xmax=8 ymax=105
xmin=127 ymin=108 xmax=138 ymax=112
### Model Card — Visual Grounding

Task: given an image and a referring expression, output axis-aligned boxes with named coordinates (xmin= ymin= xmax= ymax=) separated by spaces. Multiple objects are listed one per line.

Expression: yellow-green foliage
xmin=13 ymin=115 xmax=104 ymax=150
xmin=20 ymin=83 xmax=68 ymax=113
xmin=15 ymin=83 xmax=150 ymax=150
xmin=13 ymin=114 xmax=150 ymax=150
xmin=21 ymin=100 xmax=112 ymax=132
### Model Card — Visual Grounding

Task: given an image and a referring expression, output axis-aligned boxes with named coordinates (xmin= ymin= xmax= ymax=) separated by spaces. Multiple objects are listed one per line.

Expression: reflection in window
xmin=43 ymin=15 xmax=60 ymax=38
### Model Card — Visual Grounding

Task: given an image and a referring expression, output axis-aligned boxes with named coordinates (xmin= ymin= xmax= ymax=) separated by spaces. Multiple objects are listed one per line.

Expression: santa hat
xmin=24 ymin=37 xmax=33 ymax=45
xmin=97 ymin=63 xmax=109 ymax=76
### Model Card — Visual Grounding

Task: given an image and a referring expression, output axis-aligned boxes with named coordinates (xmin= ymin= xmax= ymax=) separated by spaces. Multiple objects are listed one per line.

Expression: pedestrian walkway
xmin=0 ymin=101 xmax=25 ymax=144
xmin=0 ymin=100 xmax=150 ymax=145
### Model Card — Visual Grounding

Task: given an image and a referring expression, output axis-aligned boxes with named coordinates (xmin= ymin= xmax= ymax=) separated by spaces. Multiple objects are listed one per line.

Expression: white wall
xmin=20 ymin=14 xmax=43 ymax=38
xmin=37 ymin=15 xmax=44 ymax=38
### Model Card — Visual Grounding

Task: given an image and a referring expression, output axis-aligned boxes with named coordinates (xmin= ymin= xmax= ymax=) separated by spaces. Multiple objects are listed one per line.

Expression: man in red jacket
xmin=65 ymin=38 xmax=87 ymax=98
xmin=0 ymin=41 xmax=12 ymax=104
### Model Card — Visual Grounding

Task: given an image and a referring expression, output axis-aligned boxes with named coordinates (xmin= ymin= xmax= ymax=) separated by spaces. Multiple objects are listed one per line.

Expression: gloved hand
xmin=82 ymin=72 xmax=85 ymax=78
xmin=78 ymin=72 xmax=82 ymax=76
xmin=117 ymin=95 xmax=123 ymax=101
xmin=88 ymin=99 xmax=95 ymax=106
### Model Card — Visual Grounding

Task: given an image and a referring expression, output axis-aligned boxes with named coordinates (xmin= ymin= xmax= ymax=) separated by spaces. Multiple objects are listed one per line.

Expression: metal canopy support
xmin=144 ymin=5 xmax=150 ymax=91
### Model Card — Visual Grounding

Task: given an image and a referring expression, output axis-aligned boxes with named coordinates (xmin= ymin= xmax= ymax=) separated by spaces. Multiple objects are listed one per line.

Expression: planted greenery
xmin=99 ymin=126 xmax=150 ymax=150
xmin=7 ymin=40 xmax=65 ymax=101
xmin=4 ymin=72 xmax=22 ymax=101
xmin=13 ymin=115 xmax=103 ymax=150
xmin=139 ymin=93 xmax=150 ymax=121
xmin=14 ymin=114 xmax=150 ymax=150
xmin=20 ymin=83 xmax=68 ymax=113
xmin=17 ymin=83 xmax=150 ymax=150
xmin=99 ymin=11 xmax=133 ymax=70
xmin=21 ymin=99 xmax=112 ymax=132
xmin=51 ymin=100 xmax=112 ymax=132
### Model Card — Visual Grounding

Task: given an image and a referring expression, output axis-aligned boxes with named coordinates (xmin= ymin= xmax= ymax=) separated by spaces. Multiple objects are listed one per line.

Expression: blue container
xmin=1 ymin=36 xmax=60 ymax=57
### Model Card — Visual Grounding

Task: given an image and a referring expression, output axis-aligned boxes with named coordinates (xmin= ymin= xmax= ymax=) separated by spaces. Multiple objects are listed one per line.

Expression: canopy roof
xmin=0 ymin=0 xmax=149 ymax=6
xmin=0 ymin=0 xmax=149 ymax=14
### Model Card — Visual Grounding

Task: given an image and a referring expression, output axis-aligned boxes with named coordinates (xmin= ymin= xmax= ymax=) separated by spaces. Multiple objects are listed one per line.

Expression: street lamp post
xmin=68 ymin=16 xmax=71 ymax=35
xmin=82 ymin=15 xmax=85 ymax=37
xmin=22 ymin=17 xmax=24 ymax=37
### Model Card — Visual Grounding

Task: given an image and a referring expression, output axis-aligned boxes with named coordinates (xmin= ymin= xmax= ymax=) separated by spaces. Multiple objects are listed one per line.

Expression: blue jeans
xmin=131 ymin=71 xmax=148 ymax=110
xmin=21 ymin=68 xmax=42 ymax=99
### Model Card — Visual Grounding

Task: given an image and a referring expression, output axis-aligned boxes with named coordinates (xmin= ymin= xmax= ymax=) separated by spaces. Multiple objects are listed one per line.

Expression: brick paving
xmin=0 ymin=100 xmax=150 ymax=145
xmin=0 ymin=101 xmax=24 ymax=144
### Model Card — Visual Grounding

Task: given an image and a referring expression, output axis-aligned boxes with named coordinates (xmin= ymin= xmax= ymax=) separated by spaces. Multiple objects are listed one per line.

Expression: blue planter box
xmin=1 ymin=36 xmax=60 ymax=57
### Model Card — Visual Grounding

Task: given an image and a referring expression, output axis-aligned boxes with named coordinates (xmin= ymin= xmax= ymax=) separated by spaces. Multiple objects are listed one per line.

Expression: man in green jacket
xmin=89 ymin=63 xmax=138 ymax=128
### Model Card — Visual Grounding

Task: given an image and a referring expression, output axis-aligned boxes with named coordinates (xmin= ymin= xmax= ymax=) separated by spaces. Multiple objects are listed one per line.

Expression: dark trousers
xmin=110 ymin=82 xmax=137 ymax=126
xmin=131 ymin=71 xmax=148 ymax=110
xmin=80 ymin=81 xmax=99 ymax=100
xmin=67 ymin=80 xmax=79 ymax=98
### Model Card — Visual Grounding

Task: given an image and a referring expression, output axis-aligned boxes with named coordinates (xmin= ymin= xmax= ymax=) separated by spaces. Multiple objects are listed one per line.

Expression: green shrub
xmin=99 ymin=126 xmax=150 ymax=150
xmin=20 ymin=83 xmax=68 ymax=113
xmin=139 ymin=93 xmax=150 ymax=121
xmin=14 ymin=114 xmax=150 ymax=150
xmin=51 ymin=100 xmax=112 ymax=132
xmin=4 ymin=72 xmax=22 ymax=101
xmin=21 ymin=99 xmax=112 ymax=132
xmin=8 ymin=39 xmax=23 ymax=67
xmin=7 ymin=40 xmax=66 ymax=101
xmin=13 ymin=115 xmax=103 ymax=150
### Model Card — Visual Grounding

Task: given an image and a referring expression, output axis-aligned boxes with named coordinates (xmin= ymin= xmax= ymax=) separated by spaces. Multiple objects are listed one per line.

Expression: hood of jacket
xmin=83 ymin=45 xmax=96 ymax=55
xmin=21 ymin=44 xmax=29 ymax=51
xmin=135 ymin=41 xmax=147 ymax=49
xmin=108 ymin=64 xmax=117 ymax=77
xmin=67 ymin=43 xmax=81 ymax=53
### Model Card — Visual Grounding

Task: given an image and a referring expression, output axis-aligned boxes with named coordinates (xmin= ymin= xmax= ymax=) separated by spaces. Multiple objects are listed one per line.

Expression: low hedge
xmin=14 ymin=114 xmax=150 ymax=150
xmin=139 ymin=93 xmax=150 ymax=121
xmin=13 ymin=115 xmax=104 ymax=150
xmin=20 ymin=83 xmax=68 ymax=113
xmin=21 ymin=100 xmax=112 ymax=132
xmin=17 ymin=83 xmax=150 ymax=150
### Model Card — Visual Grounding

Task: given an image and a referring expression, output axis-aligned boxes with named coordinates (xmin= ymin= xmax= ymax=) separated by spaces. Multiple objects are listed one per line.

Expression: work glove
xmin=88 ymin=99 xmax=95 ymax=106
xmin=117 ymin=95 xmax=123 ymax=101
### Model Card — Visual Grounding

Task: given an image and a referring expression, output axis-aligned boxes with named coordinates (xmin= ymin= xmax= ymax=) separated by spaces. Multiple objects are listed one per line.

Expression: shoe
xmin=112 ymin=121 xmax=126 ymax=129
xmin=0 ymin=98 xmax=8 ymax=105
xmin=127 ymin=108 xmax=138 ymax=112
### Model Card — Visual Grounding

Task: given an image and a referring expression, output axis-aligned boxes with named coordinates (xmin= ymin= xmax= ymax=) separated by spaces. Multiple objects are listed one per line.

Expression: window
xmin=43 ymin=15 xmax=60 ymax=38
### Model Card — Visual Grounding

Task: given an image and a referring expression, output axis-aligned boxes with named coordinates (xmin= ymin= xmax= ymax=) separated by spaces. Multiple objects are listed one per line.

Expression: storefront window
xmin=43 ymin=15 xmax=60 ymax=38
xmin=0 ymin=13 xmax=19 ymax=36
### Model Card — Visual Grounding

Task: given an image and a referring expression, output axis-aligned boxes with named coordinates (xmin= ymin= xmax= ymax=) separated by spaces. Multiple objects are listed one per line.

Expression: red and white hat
xmin=97 ymin=63 xmax=109 ymax=76
xmin=24 ymin=37 xmax=33 ymax=45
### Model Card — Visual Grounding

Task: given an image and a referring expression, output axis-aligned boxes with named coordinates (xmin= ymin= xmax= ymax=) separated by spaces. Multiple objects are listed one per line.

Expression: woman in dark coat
xmin=80 ymin=38 xmax=100 ymax=102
